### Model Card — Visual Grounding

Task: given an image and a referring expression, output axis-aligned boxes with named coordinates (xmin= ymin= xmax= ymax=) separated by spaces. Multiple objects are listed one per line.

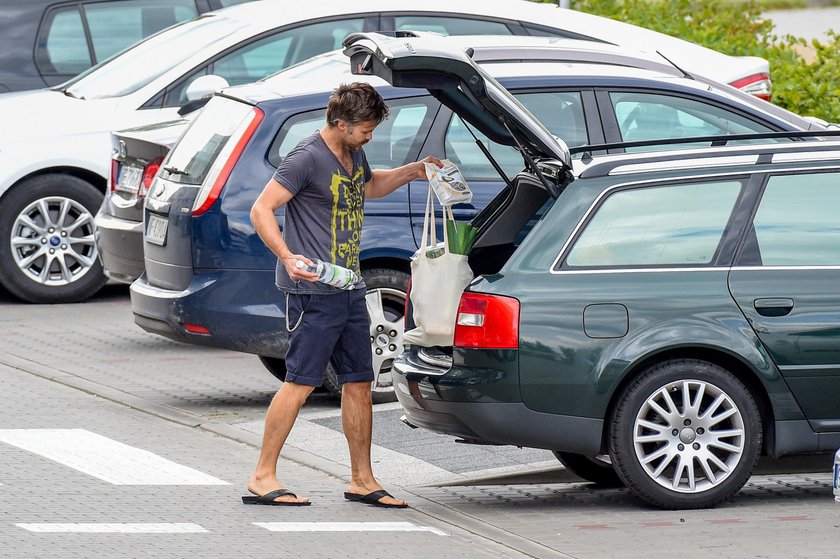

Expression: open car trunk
xmin=405 ymin=171 xmax=556 ymax=361
xmin=468 ymin=172 xmax=554 ymax=277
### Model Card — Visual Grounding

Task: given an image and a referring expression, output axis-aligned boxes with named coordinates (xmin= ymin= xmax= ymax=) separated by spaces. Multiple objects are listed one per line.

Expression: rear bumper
xmin=129 ymin=269 xmax=289 ymax=357
xmin=94 ymin=208 xmax=144 ymax=283
xmin=393 ymin=352 xmax=603 ymax=455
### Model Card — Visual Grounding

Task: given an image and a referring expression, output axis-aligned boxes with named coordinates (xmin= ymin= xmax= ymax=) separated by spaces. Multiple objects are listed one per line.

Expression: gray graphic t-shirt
xmin=272 ymin=131 xmax=372 ymax=294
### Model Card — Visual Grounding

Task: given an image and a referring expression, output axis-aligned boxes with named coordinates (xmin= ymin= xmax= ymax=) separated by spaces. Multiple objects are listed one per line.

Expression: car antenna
xmin=655 ymin=50 xmax=693 ymax=80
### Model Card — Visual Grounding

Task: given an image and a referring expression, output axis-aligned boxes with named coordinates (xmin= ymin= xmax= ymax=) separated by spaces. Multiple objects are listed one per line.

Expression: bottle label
xmin=296 ymin=258 xmax=358 ymax=289
xmin=322 ymin=265 xmax=356 ymax=289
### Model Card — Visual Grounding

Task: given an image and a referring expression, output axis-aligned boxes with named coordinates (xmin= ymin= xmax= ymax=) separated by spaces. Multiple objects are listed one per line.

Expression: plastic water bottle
xmin=295 ymin=258 xmax=361 ymax=290
xmin=834 ymin=448 xmax=840 ymax=503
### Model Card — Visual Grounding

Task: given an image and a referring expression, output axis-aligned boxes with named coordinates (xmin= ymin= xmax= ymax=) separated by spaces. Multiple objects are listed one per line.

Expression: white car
xmin=0 ymin=0 xmax=771 ymax=303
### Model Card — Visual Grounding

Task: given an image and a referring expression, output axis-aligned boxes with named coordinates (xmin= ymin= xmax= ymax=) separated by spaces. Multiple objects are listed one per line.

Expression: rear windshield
xmin=159 ymin=96 xmax=253 ymax=185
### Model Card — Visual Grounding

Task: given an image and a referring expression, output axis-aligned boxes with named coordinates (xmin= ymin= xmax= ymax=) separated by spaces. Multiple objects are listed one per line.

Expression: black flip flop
xmin=242 ymin=488 xmax=311 ymax=506
xmin=344 ymin=489 xmax=408 ymax=508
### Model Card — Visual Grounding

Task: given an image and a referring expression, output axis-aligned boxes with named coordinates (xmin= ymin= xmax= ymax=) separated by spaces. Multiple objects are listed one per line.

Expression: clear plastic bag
xmin=424 ymin=158 xmax=472 ymax=206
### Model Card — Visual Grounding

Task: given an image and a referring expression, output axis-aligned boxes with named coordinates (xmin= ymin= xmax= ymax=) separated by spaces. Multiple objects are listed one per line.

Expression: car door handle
xmin=754 ymin=298 xmax=794 ymax=317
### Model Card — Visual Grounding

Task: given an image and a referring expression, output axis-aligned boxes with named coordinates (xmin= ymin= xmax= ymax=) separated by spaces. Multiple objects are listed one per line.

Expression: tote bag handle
xmin=418 ymin=183 xmax=449 ymax=258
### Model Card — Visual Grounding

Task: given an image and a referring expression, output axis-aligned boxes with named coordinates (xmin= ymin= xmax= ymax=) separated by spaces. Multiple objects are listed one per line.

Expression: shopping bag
xmin=403 ymin=185 xmax=474 ymax=348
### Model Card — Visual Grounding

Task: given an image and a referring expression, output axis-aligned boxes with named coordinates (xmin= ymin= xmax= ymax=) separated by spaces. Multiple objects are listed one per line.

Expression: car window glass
xmin=744 ymin=173 xmax=840 ymax=266
xmin=610 ymin=92 xmax=782 ymax=152
xmin=166 ymin=18 xmax=363 ymax=107
xmin=445 ymin=117 xmax=522 ymax=180
xmin=565 ymin=180 xmax=742 ymax=267
xmin=268 ymin=98 xmax=436 ymax=170
xmin=40 ymin=8 xmax=92 ymax=75
xmin=65 ymin=16 xmax=249 ymax=99
xmin=84 ymin=0 xmax=198 ymax=63
xmin=445 ymin=91 xmax=586 ymax=180
xmin=161 ymin=96 xmax=253 ymax=185
xmin=394 ymin=16 xmax=512 ymax=36
xmin=218 ymin=0 xmax=254 ymax=6
xmin=521 ymin=22 xmax=599 ymax=41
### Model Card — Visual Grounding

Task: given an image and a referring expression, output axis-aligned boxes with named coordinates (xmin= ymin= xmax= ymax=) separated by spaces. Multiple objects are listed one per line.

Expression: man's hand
xmin=416 ymin=155 xmax=443 ymax=179
xmin=282 ymin=254 xmax=320 ymax=283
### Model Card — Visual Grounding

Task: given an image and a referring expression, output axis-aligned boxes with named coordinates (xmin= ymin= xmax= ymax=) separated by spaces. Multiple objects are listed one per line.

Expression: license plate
xmin=115 ymin=163 xmax=144 ymax=195
xmin=145 ymin=213 xmax=168 ymax=246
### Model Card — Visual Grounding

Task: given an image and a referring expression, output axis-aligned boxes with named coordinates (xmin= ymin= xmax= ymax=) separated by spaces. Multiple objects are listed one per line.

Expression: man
xmin=247 ymin=82 xmax=441 ymax=507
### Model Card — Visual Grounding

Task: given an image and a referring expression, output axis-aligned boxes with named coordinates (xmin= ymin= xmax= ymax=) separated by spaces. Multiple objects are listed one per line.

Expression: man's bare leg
xmin=247 ymin=381 xmax=314 ymax=504
xmin=341 ymin=381 xmax=407 ymax=506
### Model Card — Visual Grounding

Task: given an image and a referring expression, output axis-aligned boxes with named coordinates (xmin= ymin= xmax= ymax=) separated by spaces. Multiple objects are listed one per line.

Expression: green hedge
xmin=529 ymin=0 xmax=840 ymax=122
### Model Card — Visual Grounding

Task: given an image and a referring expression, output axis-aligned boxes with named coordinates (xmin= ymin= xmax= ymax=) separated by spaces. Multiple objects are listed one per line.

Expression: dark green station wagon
xmin=345 ymin=33 xmax=840 ymax=509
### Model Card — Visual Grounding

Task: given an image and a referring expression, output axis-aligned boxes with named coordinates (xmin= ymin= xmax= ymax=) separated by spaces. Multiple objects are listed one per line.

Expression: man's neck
xmin=320 ymin=128 xmax=349 ymax=158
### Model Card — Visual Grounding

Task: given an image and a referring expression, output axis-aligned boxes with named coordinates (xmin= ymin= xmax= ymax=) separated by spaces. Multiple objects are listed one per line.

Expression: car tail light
xmin=454 ymin=292 xmax=519 ymax=349
xmin=139 ymin=156 xmax=164 ymax=198
xmin=182 ymin=323 xmax=211 ymax=335
xmin=109 ymin=159 xmax=119 ymax=192
xmin=730 ymin=73 xmax=772 ymax=101
xmin=192 ymin=107 xmax=264 ymax=216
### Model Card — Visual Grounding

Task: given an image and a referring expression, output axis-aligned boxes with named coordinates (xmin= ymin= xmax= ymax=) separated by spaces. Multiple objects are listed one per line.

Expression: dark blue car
xmin=129 ymin=38 xmax=825 ymax=401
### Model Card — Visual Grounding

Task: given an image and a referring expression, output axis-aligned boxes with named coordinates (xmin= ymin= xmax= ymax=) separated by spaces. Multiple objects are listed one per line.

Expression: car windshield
xmin=62 ymin=14 xmax=248 ymax=100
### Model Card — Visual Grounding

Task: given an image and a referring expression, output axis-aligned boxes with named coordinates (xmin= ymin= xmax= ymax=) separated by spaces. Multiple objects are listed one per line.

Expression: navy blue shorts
xmin=283 ymin=289 xmax=374 ymax=387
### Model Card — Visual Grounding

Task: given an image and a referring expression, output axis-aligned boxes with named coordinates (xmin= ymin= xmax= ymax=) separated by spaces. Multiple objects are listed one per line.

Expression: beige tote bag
xmin=403 ymin=185 xmax=474 ymax=348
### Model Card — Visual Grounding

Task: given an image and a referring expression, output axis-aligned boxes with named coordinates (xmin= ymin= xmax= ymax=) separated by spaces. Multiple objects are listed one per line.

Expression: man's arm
xmin=365 ymin=155 xmax=442 ymax=199
xmin=250 ymin=178 xmax=318 ymax=282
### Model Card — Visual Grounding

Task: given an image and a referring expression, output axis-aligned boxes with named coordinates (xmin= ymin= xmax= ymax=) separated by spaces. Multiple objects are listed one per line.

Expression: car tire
xmin=553 ymin=452 xmax=623 ymax=487
xmin=258 ymin=355 xmax=286 ymax=382
xmin=322 ymin=267 xmax=409 ymax=404
xmin=0 ymin=175 xmax=107 ymax=303
xmin=609 ymin=359 xmax=761 ymax=509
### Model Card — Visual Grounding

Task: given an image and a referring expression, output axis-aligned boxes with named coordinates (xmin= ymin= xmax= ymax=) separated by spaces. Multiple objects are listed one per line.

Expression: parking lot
xmin=1 ymin=284 xmax=838 ymax=558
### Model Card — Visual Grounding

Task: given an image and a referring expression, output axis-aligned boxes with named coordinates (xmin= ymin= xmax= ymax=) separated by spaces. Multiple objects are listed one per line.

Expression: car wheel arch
xmin=600 ymin=346 xmax=776 ymax=457
xmin=360 ymin=255 xmax=410 ymax=276
xmin=5 ymin=166 xmax=107 ymax=199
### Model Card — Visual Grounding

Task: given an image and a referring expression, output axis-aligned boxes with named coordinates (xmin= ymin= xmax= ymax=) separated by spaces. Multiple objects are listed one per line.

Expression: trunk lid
xmin=343 ymin=32 xmax=572 ymax=176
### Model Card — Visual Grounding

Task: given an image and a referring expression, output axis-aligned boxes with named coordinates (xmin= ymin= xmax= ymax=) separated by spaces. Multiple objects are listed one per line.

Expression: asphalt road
xmin=3 ymin=283 xmax=840 ymax=559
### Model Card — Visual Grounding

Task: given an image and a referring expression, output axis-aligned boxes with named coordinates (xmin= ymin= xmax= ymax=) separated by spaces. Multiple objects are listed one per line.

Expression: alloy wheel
xmin=10 ymin=196 xmax=98 ymax=287
xmin=633 ymin=378 xmax=746 ymax=493
xmin=365 ymin=286 xmax=405 ymax=394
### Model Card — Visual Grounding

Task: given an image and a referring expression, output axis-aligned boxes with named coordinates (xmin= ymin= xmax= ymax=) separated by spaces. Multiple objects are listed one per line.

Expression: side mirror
xmin=184 ymin=74 xmax=229 ymax=102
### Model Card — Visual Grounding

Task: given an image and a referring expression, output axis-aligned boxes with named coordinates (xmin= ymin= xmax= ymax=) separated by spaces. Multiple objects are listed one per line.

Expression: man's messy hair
xmin=326 ymin=82 xmax=390 ymax=127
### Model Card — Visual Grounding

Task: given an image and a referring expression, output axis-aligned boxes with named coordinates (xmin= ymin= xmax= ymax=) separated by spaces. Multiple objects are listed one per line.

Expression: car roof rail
xmin=571 ymin=129 xmax=840 ymax=178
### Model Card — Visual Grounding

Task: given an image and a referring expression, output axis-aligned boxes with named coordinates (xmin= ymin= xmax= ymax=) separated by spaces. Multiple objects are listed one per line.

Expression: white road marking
xmin=15 ymin=523 xmax=208 ymax=533
xmin=254 ymin=522 xmax=447 ymax=536
xmin=0 ymin=429 xmax=229 ymax=486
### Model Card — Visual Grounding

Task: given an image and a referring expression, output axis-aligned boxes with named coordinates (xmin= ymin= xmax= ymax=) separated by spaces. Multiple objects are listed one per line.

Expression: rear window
xmin=564 ymin=180 xmax=743 ymax=268
xmin=159 ymin=96 xmax=253 ymax=185
xmin=743 ymin=172 xmax=840 ymax=266
xmin=610 ymin=92 xmax=784 ymax=152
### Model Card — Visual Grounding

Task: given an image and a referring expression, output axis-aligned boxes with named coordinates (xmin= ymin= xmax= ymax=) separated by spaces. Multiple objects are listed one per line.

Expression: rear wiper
xmin=501 ymin=119 xmax=560 ymax=199
xmin=163 ymin=166 xmax=190 ymax=177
